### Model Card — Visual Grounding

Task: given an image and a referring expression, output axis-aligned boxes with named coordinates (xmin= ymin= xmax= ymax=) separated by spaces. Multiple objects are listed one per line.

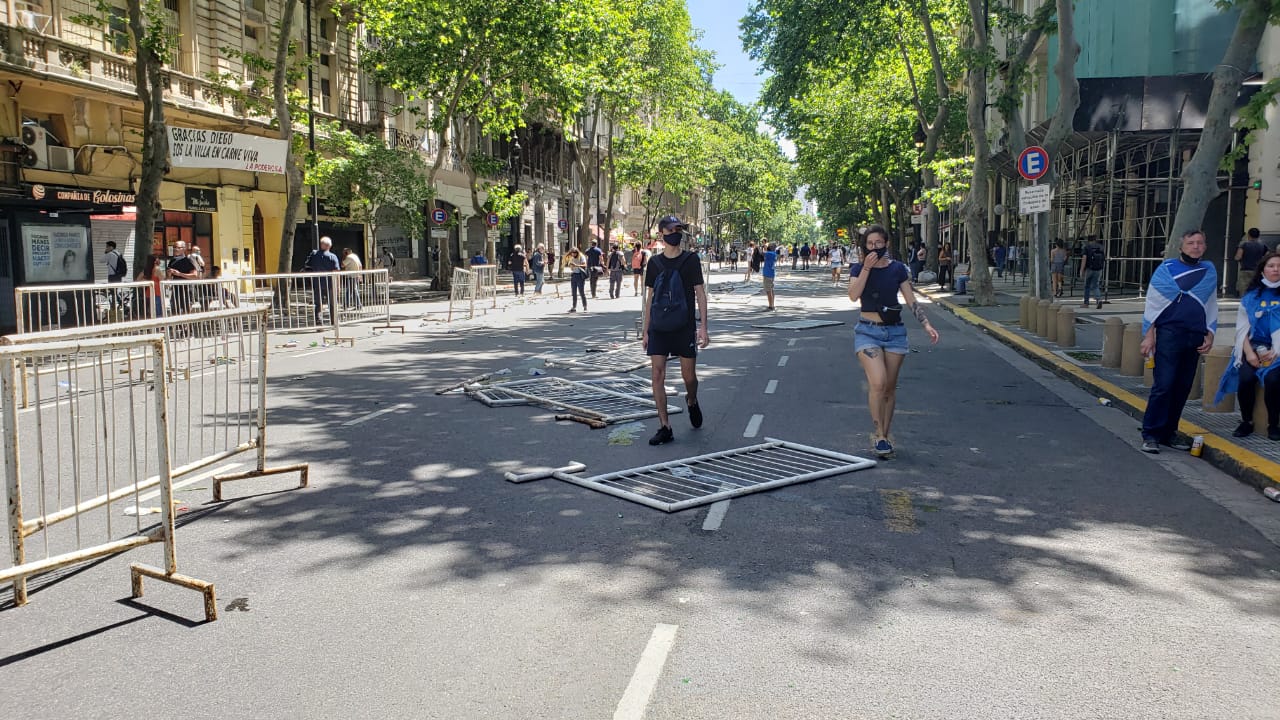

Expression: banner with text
xmin=167 ymin=126 xmax=287 ymax=174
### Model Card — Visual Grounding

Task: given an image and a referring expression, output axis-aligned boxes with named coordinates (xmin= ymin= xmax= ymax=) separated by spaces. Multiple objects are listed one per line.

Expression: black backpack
xmin=108 ymin=251 xmax=127 ymax=278
xmin=1085 ymin=245 xmax=1105 ymax=271
xmin=649 ymin=252 xmax=692 ymax=333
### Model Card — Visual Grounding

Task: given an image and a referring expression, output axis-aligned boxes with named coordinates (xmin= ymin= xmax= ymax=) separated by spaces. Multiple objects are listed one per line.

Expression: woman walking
xmin=566 ymin=246 xmax=588 ymax=312
xmin=531 ymin=244 xmax=547 ymax=294
xmin=1217 ymin=252 xmax=1280 ymax=439
xmin=937 ymin=243 xmax=954 ymax=290
xmin=848 ymin=225 xmax=940 ymax=458
xmin=1050 ymin=241 xmax=1068 ymax=297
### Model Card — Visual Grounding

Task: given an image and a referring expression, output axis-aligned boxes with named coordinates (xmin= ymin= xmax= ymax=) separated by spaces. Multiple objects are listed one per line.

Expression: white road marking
xmin=137 ymin=463 xmax=242 ymax=502
xmin=764 ymin=379 xmax=778 ymax=395
xmin=702 ymin=500 xmax=730 ymax=530
xmin=787 ymin=338 xmax=797 ymax=347
xmin=294 ymin=348 xmax=333 ymax=358
xmin=777 ymin=355 xmax=789 ymax=367
xmin=342 ymin=402 xmax=412 ymax=426
xmin=743 ymin=413 xmax=764 ymax=438
xmin=613 ymin=623 xmax=679 ymax=720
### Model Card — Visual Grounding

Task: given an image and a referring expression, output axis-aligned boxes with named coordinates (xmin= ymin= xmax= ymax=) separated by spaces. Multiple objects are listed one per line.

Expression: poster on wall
xmin=167 ymin=125 xmax=287 ymax=174
xmin=23 ymin=224 xmax=89 ymax=283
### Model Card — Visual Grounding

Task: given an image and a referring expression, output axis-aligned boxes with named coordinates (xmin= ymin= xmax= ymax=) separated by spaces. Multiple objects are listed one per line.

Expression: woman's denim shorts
xmin=854 ymin=320 xmax=909 ymax=355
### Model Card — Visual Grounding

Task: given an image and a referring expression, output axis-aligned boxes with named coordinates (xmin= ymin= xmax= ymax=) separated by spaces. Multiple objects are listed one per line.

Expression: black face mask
xmin=665 ymin=232 xmax=683 ymax=246
xmin=1180 ymin=252 xmax=1200 ymax=265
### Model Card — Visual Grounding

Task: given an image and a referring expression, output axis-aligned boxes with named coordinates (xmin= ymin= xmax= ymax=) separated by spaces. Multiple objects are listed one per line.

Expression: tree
xmin=1166 ymin=0 xmax=1280 ymax=257
xmin=308 ymin=127 xmax=435 ymax=265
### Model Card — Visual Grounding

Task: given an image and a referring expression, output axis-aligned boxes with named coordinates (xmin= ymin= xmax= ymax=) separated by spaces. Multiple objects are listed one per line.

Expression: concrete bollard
xmin=1046 ymin=303 xmax=1061 ymax=343
xmin=1120 ymin=322 xmax=1144 ymax=376
xmin=1101 ymin=317 xmax=1124 ymax=368
xmin=1201 ymin=344 xmax=1235 ymax=412
xmin=1189 ymin=358 xmax=1203 ymax=401
xmin=1143 ymin=357 xmax=1154 ymax=387
xmin=1037 ymin=300 xmax=1053 ymax=338
xmin=1023 ymin=295 xmax=1035 ymax=332
xmin=1057 ymin=305 xmax=1076 ymax=348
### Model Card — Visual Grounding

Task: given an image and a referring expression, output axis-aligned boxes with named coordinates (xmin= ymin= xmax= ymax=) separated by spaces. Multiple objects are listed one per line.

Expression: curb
xmin=929 ymin=292 xmax=1280 ymax=492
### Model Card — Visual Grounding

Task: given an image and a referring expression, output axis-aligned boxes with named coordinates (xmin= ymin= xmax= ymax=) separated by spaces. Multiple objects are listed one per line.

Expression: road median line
xmin=933 ymin=294 xmax=1280 ymax=492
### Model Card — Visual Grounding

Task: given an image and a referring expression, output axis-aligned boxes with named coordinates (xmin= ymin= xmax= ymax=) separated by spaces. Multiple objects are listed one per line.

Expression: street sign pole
xmin=1018 ymin=146 xmax=1051 ymax=298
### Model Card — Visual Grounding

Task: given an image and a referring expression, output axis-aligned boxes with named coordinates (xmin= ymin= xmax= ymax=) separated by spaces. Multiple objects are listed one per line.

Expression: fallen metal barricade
xmin=448 ymin=268 xmax=477 ymax=322
xmin=544 ymin=343 xmax=651 ymax=373
xmin=505 ymin=439 xmax=877 ymax=512
xmin=15 ymin=281 xmax=152 ymax=333
xmin=0 ymin=334 xmax=218 ymax=619
xmin=1 ymin=307 xmax=309 ymax=502
xmin=467 ymin=374 xmax=669 ymax=407
xmin=472 ymin=376 xmax=679 ymax=423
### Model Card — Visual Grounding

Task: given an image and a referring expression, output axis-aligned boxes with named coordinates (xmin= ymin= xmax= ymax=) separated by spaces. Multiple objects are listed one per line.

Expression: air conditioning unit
xmin=47 ymin=145 xmax=76 ymax=172
xmin=20 ymin=124 xmax=49 ymax=170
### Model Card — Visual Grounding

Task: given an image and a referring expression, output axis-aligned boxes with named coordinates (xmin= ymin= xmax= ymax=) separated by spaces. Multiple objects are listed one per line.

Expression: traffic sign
xmin=557 ymin=218 xmax=568 ymax=231
xmin=431 ymin=208 xmax=449 ymax=224
xmin=485 ymin=212 xmax=499 ymax=228
xmin=1019 ymin=184 xmax=1051 ymax=214
xmin=1018 ymin=146 xmax=1050 ymax=181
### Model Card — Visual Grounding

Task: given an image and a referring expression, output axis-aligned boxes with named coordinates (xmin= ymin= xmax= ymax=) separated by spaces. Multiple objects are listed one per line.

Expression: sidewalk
xmin=920 ymin=272 xmax=1280 ymax=494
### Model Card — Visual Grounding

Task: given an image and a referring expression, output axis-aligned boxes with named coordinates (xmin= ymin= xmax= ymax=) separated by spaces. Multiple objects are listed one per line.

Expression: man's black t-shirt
xmin=1240 ymin=239 xmax=1267 ymax=270
xmin=644 ymin=250 xmax=704 ymax=328
xmin=586 ymin=245 xmax=603 ymax=268
xmin=169 ymin=255 xmax=197 ymax=277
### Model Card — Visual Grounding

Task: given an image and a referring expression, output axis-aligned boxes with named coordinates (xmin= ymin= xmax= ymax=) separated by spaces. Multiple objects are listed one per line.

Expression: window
xmin=244 ymin=25 xmax=258 ymax=40
xmin=108 ymin=6 xmax=131 ymax=54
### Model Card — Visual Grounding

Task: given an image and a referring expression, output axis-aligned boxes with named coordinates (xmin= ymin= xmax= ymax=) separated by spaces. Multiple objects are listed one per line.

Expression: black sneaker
xmin=688 ymin=401 xmax=703 ymax=428
xmin=649 ymin=425 xmax=674 ymax=445
xmin=1233 ymin=421 xmax=1254 ymax=438
xmin=1164 ymin=439 xmax=1193 ymax=452
xmin=1140 ymin=441 xmax=1160 ymax=454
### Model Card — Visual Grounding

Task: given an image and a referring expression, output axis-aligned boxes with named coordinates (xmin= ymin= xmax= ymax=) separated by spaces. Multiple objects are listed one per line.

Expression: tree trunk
xmin=961 ymin=0 xmax=993 ymax=306
xmin=1031 ymin=0 xmax=1081 ymax=298
xmin=1167 ymin=0 xmax=1269 ymax=257
xmin=275 ymin=0 xmax=302 ymax=274
xmin=128 ymin=0 xmax=167 ymax=274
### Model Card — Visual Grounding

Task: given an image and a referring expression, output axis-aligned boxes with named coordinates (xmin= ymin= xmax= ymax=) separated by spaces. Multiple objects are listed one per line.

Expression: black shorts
xmin=647 ymin=325 xmax=697 ymax=359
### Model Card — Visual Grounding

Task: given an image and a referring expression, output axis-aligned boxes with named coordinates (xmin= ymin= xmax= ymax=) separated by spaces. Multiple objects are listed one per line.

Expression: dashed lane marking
xmin=765 ymin=380 xmax=778 ymax=395
xmin=743 ymin=414 xmax=764 ymax=438
xmin=294 ymin=348 xmax=334 ymax=358
xmin=702 ymin=500 xmax=730 ymax=530
xmin=777 ymin=355 xmax=789 ymax=367
xmin=613 ymin=623 xmax=679 ymax=720
xmin=341 ymin=402 xmax=413 ymax=427
xmin=787 ymin=338 xmax=797 ymax=347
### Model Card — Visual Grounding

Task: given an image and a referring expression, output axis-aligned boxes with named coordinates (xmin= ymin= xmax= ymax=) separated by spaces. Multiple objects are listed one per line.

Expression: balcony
xmin=6 ymin=24 xmax=245 ymax=116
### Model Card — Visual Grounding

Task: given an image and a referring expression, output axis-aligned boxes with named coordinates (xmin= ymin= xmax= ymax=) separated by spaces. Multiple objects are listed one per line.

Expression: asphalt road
xmin=2 ymin=267 xmax=1279 ymax=720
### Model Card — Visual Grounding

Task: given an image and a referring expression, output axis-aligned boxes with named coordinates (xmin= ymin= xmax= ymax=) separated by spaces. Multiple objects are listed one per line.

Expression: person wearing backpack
xmin=1080 ymin=236 xmax=1106 ymax=309
xmin=643 ymin=215 xmax=709 ymax=446
xmin=103 ymin=241 xmax=128 ymax=313
xmin=607 ymin=242 xmax=626 ymax=299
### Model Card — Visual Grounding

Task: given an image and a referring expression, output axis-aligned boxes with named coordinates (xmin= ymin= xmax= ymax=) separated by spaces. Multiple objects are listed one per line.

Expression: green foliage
xmin=482 ymin=184 xmax=527 ymax=221
xmin=307 ymin=124 xmax=436 ymax=240
xmin=921 ymin=156 xmax=972 ymax=210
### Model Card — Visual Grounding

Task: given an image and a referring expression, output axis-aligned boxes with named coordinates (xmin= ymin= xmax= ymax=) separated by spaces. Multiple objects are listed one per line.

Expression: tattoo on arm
xmin=911 ymin=302 xmax=928 ymax=324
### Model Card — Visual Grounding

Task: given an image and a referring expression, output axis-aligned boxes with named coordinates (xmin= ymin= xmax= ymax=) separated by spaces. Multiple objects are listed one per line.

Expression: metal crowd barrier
xmin=472 ymin=265 xmax=498 ymax=308
xmin=0 ymin=334 xmax=219 ymax=619
xmin=448 ymin=268 xmax=477 ymax=322
xmin=1 ymin=307 xmax=309 ymax=506
xmin=15 ymin=280 xmax=153 ymax=333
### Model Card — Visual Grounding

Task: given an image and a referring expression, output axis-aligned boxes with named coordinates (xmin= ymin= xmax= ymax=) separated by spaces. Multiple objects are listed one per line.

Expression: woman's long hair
xmin=1245 ymin=251 xmax=1280 ymax=295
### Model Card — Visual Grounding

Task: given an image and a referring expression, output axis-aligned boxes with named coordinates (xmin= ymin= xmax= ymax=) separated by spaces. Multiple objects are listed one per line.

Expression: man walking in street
xmin=1235 ymin=227 xmax=1266 ymax=297
xmin=1139 ymin=229 xmax=1218 ymax=453
xmin=643 ymin=215 xmax=709 ymax=445
xmin=1080 ymin=236 xmax=1106 ymax=309
xmin=103 ymin=240 xmax=127 ymax=313
xmin=607 ymin=242 xmax=626 ymax=299
xmin=586 ymin=238 xmax=604 ymax=298
xmin=340 ymin=247 xmax=363 ymax=310
xmin=167 ymin=241 xmax=200 ymax=314
xmin=303 ymin=236 xmax=340 ymax=325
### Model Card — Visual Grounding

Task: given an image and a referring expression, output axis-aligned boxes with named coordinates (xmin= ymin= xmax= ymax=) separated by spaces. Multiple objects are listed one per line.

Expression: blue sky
xmin=686 ymin=0 xmax=764 ymax=106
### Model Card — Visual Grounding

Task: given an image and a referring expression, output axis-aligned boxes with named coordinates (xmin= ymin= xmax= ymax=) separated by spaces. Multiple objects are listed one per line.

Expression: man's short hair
xmin=1180 ymin=229 xmax=1206 ymax=242
xmin=1249 ymin=227 xmax=1261 ymax=239
xmin=106 ymin=241 xmax=117 ymax=249
xmin=319 ymin=236 xmax=333 ymax=247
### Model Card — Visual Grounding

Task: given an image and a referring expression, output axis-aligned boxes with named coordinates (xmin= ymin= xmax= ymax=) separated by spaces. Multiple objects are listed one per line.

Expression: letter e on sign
xmin=1018 ymin=146 xmax=1050 ymax=181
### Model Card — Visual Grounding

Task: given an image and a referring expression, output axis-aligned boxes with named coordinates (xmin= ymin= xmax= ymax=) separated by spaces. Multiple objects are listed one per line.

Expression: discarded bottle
xmin=1098 ymin=397 xmax=1112 ymax=407
xmin=1190 ymin=435 xmax=1204 ymax=457
xmin=1144 ymin=356 xmax=1155 ymax=370
xmin=1264 ymin=486 xmax=1280 ymax=502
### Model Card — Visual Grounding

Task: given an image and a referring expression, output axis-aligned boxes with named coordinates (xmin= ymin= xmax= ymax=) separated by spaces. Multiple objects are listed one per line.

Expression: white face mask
xmin=1262 ymin=277 xmax=1280 ymax=289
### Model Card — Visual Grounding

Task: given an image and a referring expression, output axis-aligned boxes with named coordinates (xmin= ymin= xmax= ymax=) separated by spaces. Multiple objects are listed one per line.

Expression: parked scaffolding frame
xmin=994 ymin=127 xmax=1238 ymax=297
